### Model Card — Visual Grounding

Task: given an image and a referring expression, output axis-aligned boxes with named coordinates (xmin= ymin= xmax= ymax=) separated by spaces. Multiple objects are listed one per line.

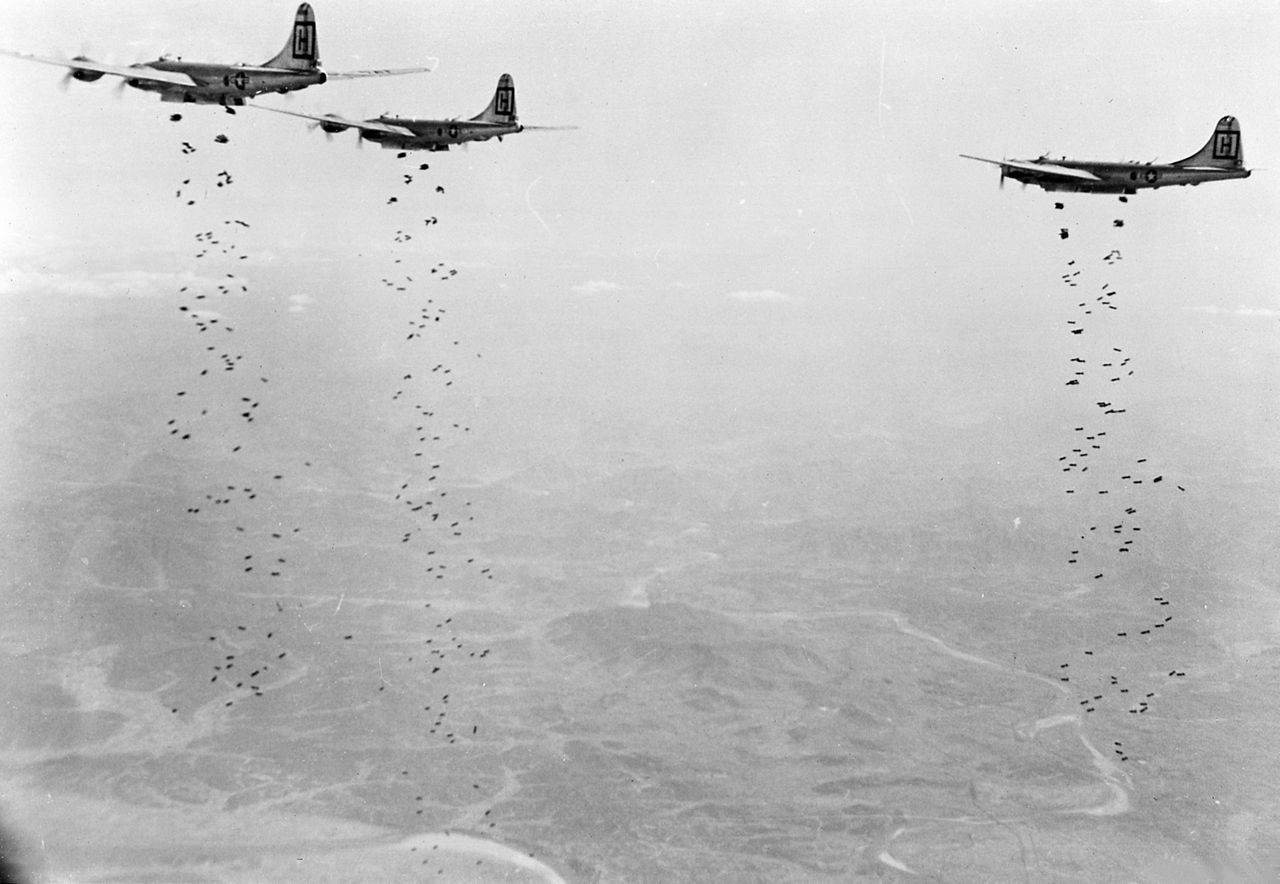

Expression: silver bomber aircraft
xmin=961 ymin=116 xmax=1250 ymax=194
xmin=0 ymin=4 xmax=436 ymax=110
xmin=256 ymin=73 xmax=575 ymax=150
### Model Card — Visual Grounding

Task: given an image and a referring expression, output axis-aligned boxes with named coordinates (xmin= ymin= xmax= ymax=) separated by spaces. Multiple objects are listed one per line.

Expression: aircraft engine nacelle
xmin=319 ymin=116 xmax=350 ymax=134
xmin=69 ymin=57 xmax=104 ymax=82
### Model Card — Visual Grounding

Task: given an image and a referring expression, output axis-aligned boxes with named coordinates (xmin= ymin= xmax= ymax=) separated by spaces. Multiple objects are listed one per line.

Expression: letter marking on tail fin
xmin=495 ymin=83 xmax=514 ymax=117
xmin=1213 ymin=130 xmax=1239 ymax=161
xmin=293 ymin=20 xmax=316 ymax=60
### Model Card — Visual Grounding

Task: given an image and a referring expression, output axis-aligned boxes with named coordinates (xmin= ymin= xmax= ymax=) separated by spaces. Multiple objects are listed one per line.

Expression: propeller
xmin=305 ymin=114 xmax=355 ymax=142
xmin=309 ymin=117 xmax=335 ymax=140
xmin=59 ymin=49 xmax=103 ymax=88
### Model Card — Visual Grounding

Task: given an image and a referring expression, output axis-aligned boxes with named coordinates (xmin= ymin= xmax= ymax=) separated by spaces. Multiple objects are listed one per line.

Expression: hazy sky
xmin=3 ymin=0 xmax=1279 ymax=585
xmin=1 ymin=0 xmax=1275 ymax=416
xmin=3 ymin=0 xmax=1276 ymax=298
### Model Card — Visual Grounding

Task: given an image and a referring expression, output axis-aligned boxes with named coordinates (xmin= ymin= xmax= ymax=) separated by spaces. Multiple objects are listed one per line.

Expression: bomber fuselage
xmin=1007 ymin=159 xmax=1250 ymax=194
xmin=128 ymin=60 xmax=326 ymax=105
xmin=361 ymin=117 xmax=520 ymax=151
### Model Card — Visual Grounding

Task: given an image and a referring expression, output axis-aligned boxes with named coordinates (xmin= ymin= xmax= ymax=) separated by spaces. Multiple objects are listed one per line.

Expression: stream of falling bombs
xmin=360 ymin=153 xmax=509 ymax=842
xmin=165 ymin=129 xmax=302 ymax=586
xmin=161 ymin=129 xmax=505 ymax=834
xmin=162 ymin=127 xmax=312 ymax=715
xmin=1051 ymin=198 xmax=1188 ymax=765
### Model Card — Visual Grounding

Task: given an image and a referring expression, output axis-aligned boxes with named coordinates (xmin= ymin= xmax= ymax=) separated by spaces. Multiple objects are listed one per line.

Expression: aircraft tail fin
xmin=1172 ymin=115 xmax=1244 ymax=168
xmin=263 ymin=3 xmax=320 ymax=70
xmin=470 ymin=74 xmax=516 ymax=124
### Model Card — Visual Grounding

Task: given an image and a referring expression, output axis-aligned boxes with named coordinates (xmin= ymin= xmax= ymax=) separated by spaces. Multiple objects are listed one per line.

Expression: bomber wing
xmin=0 ymin=49 xmax=198 ymax=87
xmin=959 ymin=154 xmax=1102 ymax=182
xmin=251 ymin=104 xmax=416 ymax=138
xmin=324 ymin=60 xmax=438 ymax=80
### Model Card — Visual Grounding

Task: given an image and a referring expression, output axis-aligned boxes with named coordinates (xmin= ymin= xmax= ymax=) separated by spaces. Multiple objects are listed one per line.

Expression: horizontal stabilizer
xmin=326 ymin=60 xmax=438 ymax=79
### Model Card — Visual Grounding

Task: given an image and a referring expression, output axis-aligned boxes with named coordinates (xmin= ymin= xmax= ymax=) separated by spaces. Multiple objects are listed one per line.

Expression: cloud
xmin=571 ymin=279 xmax=622 ymax=295
xmin=0 ymin=267 xmax=216 ymax=299
xmin=288 ymin=294 xmax=316 ymax=314
xmin=725 ymin=288 xmax=794 ymax=303
xmin=1184 ymin=305 xmax=1280 ymax=319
